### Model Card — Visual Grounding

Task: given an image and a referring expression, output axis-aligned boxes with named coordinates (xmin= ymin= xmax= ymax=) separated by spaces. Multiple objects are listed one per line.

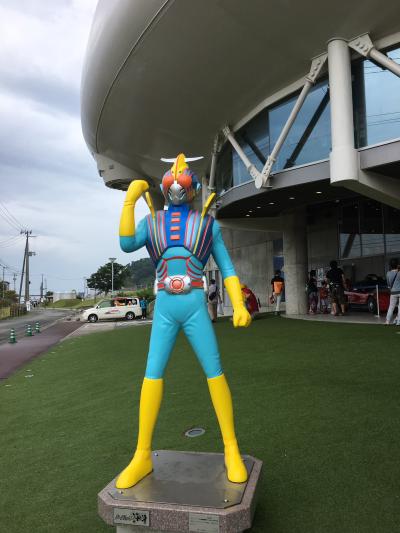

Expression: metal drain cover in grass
xmin=184 ymin=427 xmax=205 ymax=438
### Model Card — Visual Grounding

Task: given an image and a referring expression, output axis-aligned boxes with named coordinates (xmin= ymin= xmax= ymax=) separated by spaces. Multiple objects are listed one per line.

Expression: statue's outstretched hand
xmin=233 ymin=305 xmax=252 ymax=328
xmin=224 ymin=276 xmax=252 ymax=328
xmin=125 ymin=180 xmax=149 ymax=205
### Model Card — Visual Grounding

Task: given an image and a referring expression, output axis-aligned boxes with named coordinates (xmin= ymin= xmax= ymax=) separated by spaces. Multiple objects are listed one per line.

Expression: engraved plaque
xmin=113 ymin=507 xmax=149 ymax=527
xmin=189 ymin=513 xmax=219 ymax=533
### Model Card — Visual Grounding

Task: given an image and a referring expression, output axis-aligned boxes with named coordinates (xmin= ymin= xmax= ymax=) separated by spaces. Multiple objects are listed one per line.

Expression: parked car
xmin=344 ymin=274 xmax=390 ymax=313
xmin=80 ymin=297 xmax=142 ymax=322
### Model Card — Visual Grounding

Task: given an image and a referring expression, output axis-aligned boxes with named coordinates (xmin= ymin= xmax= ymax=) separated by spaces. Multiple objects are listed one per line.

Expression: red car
xmin=344 ymin=275 xmax=390 ymax=314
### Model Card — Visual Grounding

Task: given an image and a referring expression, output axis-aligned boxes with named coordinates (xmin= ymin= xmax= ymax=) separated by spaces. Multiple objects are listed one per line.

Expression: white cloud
xmin=0 ymin=1 xmax=151 ymax=295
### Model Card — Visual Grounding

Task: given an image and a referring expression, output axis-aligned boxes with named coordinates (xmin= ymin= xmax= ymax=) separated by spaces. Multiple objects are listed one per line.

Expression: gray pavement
xmin=284 ymin=310 xmax=389 ymax=325
xmin=0 ymin=320 xmax=83 ymax=379
xmin=0 ymin=307 xmax=75 ymax=344
xmin=65 ymin=317 xmax=153 ymax=339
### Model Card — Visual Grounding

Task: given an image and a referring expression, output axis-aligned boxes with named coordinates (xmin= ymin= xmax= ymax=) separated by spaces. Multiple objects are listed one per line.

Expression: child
xmin=319 ymin=281 xmax=329 ymax=314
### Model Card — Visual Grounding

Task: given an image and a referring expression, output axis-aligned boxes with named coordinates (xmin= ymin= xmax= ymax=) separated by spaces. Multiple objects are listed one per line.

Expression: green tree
xmin=125 ymin=258 xmax=155 ymax=288
xmin=87 ymin=261 xmax=127 ymax=295
xmin=0 ymin=287 xmax=18 ymax=305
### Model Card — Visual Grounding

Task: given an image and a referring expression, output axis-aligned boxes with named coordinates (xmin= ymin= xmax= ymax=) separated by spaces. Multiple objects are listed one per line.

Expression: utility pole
xmin=2 ymin=265 xmax=5 ymax=299
xmin=13 ymin=273 xmax=17 ymax=292
xmin=109 ymin=257 xmax=116 ymax=296
xmin=18 ymin=233 xmax=28 ymax=304
xmin=40 ymin=273 xmax=44 ymax=301
xmin=18 ymin=230 xmax=36 ymax=305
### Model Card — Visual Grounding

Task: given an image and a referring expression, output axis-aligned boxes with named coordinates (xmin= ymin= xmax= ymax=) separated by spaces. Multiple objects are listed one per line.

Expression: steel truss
xmin=213 ymin=33 xmax=400 ymax=193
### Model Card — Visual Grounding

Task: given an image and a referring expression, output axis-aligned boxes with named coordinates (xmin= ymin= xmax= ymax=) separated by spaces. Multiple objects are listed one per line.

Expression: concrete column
xmin=282 ymin=209 xmax=308 ymax=315
xmin=327 ymin=39 xmax=359 ymax=185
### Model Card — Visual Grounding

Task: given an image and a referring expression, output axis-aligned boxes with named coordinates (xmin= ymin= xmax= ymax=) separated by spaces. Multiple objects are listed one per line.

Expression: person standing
xmin=319 ymin=280 xmax=329 ymax=314
xmin=326 ymin=260 xmax=346 ymax=316
xmin=307 ymin=270 xmax=318 ymax=314
xmin=241 ymin=284 xmax=259 ymax=318
xmin=385 ymin=258 xmax=400 ymax=326
xmin=140 ymin=297 xmax=148 ymax=320
xmin=207 ymin=279 xmax=221 ymax=322
xmin=271 ymin=270 xmax=284 ymax=315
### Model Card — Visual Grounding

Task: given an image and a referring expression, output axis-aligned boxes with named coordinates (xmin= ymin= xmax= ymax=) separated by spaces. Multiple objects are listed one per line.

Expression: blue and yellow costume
xmin=117 ymin=154 xmax=251 ymax=489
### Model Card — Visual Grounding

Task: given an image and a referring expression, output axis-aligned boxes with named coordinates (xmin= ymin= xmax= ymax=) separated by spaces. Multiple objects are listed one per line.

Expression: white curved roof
xmin=81 ymin=0 xmax=400 ymax=184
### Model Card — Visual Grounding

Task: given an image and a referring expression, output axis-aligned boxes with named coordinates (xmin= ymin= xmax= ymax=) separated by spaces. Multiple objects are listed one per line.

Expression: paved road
xmin=0 ymin=308 xmax=76 ymax=344
xmin=0 ymin=320 xmax=83 ymax=379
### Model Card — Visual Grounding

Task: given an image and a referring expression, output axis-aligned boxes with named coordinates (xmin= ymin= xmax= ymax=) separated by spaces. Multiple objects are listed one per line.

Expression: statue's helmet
xmin=161 ymin=153 xmax=201 ymax=205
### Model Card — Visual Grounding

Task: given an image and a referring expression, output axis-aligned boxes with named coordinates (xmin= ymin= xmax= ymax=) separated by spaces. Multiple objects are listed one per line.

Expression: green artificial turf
xmin=1 ymin=316 xmax=400 ymax=532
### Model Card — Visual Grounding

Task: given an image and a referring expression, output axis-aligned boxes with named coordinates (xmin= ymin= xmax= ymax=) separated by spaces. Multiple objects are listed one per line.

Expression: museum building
xmin=81 ymin=0 xmax=400 ymax=314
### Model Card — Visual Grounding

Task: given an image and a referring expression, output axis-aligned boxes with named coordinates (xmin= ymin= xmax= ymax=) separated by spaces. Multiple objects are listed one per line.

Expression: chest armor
xmin=145 ymin=208 xmax=214 ymax=267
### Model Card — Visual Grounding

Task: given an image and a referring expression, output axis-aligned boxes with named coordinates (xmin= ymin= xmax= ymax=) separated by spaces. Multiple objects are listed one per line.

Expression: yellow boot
xmin=207 ymin=374 xmax=248 ymax=483
xmin=116 ymin=377 xmax=163 ymax=489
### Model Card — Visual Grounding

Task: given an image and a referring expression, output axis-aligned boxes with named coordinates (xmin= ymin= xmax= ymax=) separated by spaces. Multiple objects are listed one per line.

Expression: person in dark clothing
xmin=307 ymin=270 xmax=318 ymax=314
xmin=326 ymin=260 xmax=346 ymax=316
xmin=140 ymin=297 xmax=148 ymax=319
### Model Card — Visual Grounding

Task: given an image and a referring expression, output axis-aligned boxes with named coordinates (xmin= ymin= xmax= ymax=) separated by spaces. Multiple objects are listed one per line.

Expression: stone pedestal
xmin=98 ymin=450 xmax=263 ymax=532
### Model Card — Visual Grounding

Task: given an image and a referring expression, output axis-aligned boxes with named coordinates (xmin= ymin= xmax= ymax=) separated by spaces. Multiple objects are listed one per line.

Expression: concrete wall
xmin=210 ymin=203 xmax=394 ymax=315
xmin=52 ymin=291 xmax=77 ymax=303
xmin=307 ymin=208 xmax=339 ymax=274
xmin=208 ymin=227 xmax=278 ymax=313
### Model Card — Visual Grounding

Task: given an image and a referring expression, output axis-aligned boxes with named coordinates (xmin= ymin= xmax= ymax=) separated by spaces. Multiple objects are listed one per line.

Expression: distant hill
xmin=124 ymin=258 xmax=155 ymax=289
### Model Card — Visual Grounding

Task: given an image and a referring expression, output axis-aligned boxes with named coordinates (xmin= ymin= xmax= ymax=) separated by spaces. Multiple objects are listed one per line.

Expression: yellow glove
xmin=119 ymin=180 xmax=149 ymax=237
xmin=224 ymin=276 xmax=252 ymax=328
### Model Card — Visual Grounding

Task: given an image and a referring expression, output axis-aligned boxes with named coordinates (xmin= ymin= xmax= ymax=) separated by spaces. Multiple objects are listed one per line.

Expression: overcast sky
xmin=0 ymin=0 xmax=149 ymax=297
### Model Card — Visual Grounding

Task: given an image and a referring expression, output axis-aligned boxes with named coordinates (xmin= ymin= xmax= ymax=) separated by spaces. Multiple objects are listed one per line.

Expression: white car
xmin=81 ymin=297 xmax=142 ymax=323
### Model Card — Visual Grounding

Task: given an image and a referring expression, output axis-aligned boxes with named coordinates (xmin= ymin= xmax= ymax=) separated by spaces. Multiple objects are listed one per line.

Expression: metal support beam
xmin=223 ymin=54 xmax=327 ymax=191
xmin=255 ymin=53 xmax=327 ymax=189
xmin=349 ymin=33 xmax=400 ymax=78
xmin=222 ymin=125 xmax=263 ymax=182
xmin=208 ymin=134 xmax=220 ymax=192
xmin=284 ymin=88 xmax=330 ymax=169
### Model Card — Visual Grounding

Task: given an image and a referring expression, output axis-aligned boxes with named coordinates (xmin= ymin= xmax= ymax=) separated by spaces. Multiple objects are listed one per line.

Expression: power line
xmin=0 ymin=258 xmax=21 ymax=274
xmin=0 ymin=235 xmax=25 ymax=249
xmin=0 ymin=208 xmax=22 ymax=232
xmin=0 ymin=201 xmax=26 ymax=231
xmin=0 ymin=235 xmax=21 ymax=245
xmin=30 ymin=273 xmax=85 ymax=281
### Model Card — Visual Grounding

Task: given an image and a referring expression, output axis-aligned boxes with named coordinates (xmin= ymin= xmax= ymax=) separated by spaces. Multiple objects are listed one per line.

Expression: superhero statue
xmin=116 ymin=153 xmax=251 ymax=489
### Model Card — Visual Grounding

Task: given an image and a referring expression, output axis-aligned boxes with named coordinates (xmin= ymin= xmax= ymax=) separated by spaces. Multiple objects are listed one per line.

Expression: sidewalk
xmin=64 ymin=317 xmax=153 ymax=339
xmin=284 ymin=311 xmax=388 ymax=325
xmin=0 ymin=321 xmax=83 ymax=379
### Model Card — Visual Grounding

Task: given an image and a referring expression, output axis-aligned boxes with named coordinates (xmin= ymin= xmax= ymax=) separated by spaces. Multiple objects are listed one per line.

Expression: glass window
xmin=384 ymin=205 xmax=400 ymax=253
xmin=273 ymin=238 xmax=283 ymax=256
xmin=360 ymin=199 xmax=384 ymax=256
xmin=339 ymin=202 xmax=362 ymax=258
xmin=359 ymin=46 xmax=400 ymax=146
xmin=98 ymin=300 xmax=112 ymax=308
xmin=232 ymin=110 xmax=269 ymax=186
xmin=269 ymin=80 xmax=331 ymax=172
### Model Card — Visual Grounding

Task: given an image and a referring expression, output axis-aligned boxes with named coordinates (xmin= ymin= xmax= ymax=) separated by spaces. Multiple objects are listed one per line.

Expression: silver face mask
xmin=168 ymin=182 xmax=188 ymax=205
